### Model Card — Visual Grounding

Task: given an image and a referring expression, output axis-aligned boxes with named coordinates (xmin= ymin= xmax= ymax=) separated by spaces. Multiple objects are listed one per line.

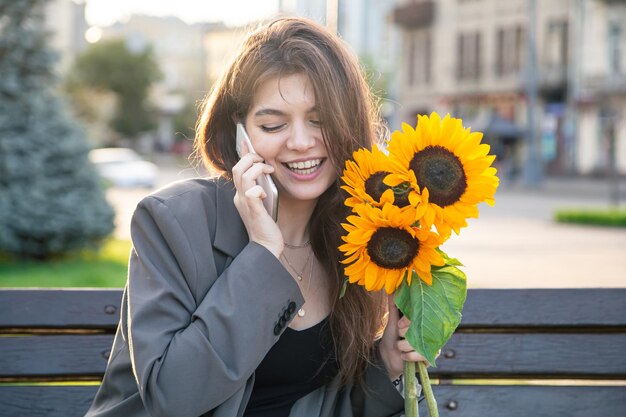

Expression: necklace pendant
xmin=297 ymin=275 xmax=302 ymax=281
xmin=297 ymin=308 xmax=305 ymax=317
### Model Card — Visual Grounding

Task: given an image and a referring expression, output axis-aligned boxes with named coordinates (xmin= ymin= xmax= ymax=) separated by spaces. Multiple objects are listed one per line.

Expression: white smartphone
xmin=236 ymin=123 xmax=279 ymax=221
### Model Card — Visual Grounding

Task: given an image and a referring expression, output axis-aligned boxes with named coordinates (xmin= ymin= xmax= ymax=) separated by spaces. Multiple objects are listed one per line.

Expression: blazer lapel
xmin=212 ymin=178 xmax=249 ymax=258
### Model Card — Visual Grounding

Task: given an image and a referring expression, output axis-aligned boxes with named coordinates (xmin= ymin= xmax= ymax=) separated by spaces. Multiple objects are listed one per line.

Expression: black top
xmin=243 ymin=317 xmax=338 ymax=417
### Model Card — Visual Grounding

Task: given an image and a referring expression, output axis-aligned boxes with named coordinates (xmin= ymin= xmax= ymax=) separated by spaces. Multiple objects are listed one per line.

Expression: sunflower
xmin=339 ymin=203 xmax=444 ymax=294
xmin=341 ymin=146 xmax=413 ymax=208
xmin=385 ymin=112 xmax=499 ymax=238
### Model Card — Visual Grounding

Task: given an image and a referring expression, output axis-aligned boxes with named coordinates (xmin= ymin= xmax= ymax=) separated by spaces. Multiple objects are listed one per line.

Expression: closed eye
xmin=261 ymin=124 xmax=286 ymax=133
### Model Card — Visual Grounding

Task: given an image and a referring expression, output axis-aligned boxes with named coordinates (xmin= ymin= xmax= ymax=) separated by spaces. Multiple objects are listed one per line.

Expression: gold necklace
xmin=281 ymin=247 xmax=313 ymax=282
xmin=284 ymin=240 xmax=311 ymax=249
xmin=297 ymin=257 xmax=315 ymax=317
xmin=281 ymin=248 xmax=314 ymax=317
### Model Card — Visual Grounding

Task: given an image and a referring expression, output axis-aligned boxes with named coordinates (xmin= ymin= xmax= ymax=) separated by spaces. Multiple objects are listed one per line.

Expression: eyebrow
xmin=253 ymin=106 xmax=319 ymax=117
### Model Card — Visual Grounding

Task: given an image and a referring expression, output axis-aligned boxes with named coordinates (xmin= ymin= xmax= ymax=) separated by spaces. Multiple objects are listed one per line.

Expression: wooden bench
xmin=1 ymin=288 xmax=625 ymax=416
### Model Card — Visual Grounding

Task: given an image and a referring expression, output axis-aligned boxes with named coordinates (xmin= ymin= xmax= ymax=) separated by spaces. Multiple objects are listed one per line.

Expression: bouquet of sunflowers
xmin=340 ymin=112 xmax=499 ymax=416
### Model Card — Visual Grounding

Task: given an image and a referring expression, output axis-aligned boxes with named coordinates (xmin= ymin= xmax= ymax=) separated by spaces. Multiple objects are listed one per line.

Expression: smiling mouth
xmin=285 ymin=158 xmax=324 ymax=175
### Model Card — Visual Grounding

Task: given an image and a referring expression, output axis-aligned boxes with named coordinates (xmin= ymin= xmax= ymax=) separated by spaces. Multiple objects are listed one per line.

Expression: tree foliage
xmin=0 ymin=0 xmax=115 ymax=259
xmin=67 ymin=38 xmax=161 ymax=140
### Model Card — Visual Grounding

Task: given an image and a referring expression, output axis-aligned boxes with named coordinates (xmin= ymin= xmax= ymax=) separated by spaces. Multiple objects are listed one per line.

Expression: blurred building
xmin=102 ymin=15 xmax=207 ymax=98
xmin=279 ymin=0 xmax=402 ymax=126
xmin=44 ymin=0 xmax=88 ymax=75
xmin=279 ymin=0 xmax=398 ymax=62
xmin=576 ymin=0 xmax=626 ymax=176
xmin=279 ymin=0 xmax=328 ymax=23
xmin=392 ymin=0 xmax=626 ymax=177
xmin=201 ymin=0 xmax=400 ymax=94
xmin=100 ymin=15 xmax=209 ymax=150
xmin=203 ymin=23 xmax=248 ymax=86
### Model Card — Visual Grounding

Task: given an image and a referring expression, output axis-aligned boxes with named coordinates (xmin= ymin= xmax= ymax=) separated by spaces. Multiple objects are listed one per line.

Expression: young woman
xmin=86 ymin=17 xmax=427 ymax=417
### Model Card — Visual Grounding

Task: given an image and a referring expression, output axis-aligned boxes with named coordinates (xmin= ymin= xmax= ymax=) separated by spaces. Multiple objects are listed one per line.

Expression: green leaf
xmin=339 ymin=278 xmax=349 ymax=299
xmin=436 ymin=248 xmax=464 ymax=267
xmin=394 ymin=265 xmax=467 ymax=366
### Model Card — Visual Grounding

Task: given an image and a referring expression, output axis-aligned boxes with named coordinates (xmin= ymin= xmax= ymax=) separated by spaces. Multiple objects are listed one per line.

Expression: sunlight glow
xmin=85 ymin=0 xmax=279 ymax=27
xmin=84 ymin=26 xmax=103 ymax=43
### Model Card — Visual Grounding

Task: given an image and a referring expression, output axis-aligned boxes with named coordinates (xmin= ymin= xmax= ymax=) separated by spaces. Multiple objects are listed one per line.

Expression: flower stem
xmin=403 ymin=361 xmax=419 ymax=417
xmin=417 ymin=361 xmax=439 ymax=417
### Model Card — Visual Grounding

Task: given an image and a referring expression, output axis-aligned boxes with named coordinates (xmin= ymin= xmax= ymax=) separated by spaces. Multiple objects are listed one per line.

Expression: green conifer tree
xmin=0 ymin=0 xmax=115 ymax=259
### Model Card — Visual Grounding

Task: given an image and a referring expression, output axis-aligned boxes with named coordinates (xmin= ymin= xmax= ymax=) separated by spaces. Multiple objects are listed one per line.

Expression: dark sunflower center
xmin=392 ymin=183 xmax=411 ymax=208
xmin=364 ymin=171 xmax=390 ymax=202
xmin=409 ymin=145 xmax=467 ymax=207
xmin=364 ymin=171 xmax=410 ymax=207
xmin=367 ymin=227 xmax=419 ymax=270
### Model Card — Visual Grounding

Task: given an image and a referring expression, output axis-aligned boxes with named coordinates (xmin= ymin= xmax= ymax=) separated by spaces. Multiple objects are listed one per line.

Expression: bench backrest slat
xmin=0 ymin=335 xmax=114 ymax=378
xmin=3 ymin=332 xmax=624 ymax=380
xmin=432 ymin=332 xmax=626 ymax=378
xmin=0 ymin=386 xmax=99 ymax=417
xmin=429 ymin=385 xmax=626 ymax=417
xmin=0 ymin=289 xmax=122 ymax=329
xmin=3 ymin=288 xmax=626 ymax=329
xmin=459 ymin=288 xmax=626 ymax=328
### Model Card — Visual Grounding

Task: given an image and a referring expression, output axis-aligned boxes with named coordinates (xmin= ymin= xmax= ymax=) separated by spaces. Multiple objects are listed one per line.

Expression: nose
xmin=286 ymin=123 xmax=316 ymax=152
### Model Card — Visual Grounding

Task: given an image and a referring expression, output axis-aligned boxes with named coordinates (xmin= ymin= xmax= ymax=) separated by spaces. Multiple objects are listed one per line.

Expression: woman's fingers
xmin=244 ymin=184 xmax=266 ymax=199
xmin=395 ymin=338 xmax=414 ymax=353
xmin=232 ymin=153 xmax=264 ymax=189
xmin=231 ymin=152 xmax=283 ymax=257
xmin=395 ymin=315 xmax=442 ymax=366
xmin=240 ymin=162 xmax=273 ymax=192
xmin=233 ymin=153 xmax=274 ymax=212
xmin=395 ymin=340 xmax=429 ymax=364
xmin=397 ymin=316 xmax=410 ymax=338
xmin=237 ymin=164 xmax=274 ymax=219
xmin=395 ymin=338 xmax=442 ymax=366
xmin=401 ymin=351 xmax=430 ymax=364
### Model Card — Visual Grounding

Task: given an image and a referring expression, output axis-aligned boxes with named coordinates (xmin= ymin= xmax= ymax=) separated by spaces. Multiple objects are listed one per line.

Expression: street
xmin=106 ymin=161 xmax=626 ymax=289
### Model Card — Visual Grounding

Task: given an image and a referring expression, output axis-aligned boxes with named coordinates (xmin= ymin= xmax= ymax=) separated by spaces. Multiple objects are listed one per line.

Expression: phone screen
xmin=235 ymin=123 xmax=279 ymax=221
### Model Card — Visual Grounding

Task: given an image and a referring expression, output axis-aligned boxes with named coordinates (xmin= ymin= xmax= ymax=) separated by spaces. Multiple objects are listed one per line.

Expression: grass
xmin=554 ymin=208 xmax=626 ymax=227
xmin=0 ymin=239 xmax=131 ymax=288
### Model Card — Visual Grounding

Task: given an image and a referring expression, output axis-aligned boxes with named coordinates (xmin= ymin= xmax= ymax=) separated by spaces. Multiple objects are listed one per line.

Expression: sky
xmin=85 ymin=0 xmax=280 ymax=27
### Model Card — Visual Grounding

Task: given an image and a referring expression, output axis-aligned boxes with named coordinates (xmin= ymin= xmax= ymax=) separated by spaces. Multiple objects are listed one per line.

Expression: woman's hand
xmin=379 ymin=295 xmax=434 ymax=381
xmin=232 ymin=147 xmax=283 ymax=258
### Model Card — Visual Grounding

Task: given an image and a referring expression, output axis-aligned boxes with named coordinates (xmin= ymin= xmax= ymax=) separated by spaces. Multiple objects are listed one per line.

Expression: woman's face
xmin=244 ymin=73 xmax=336 ymax=205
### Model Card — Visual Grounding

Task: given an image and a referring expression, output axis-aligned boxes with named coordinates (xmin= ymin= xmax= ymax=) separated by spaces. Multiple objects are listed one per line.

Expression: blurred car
xmin=89 ymin=147 xmax=159 ymax=188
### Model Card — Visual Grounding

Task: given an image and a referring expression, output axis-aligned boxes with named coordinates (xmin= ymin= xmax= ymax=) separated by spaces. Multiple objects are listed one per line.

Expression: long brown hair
xmin=194 ymin=17 xmax=386 ymax=385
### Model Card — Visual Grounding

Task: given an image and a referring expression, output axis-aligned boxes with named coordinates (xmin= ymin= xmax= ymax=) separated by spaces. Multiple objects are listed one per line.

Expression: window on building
xmin=407 ymin=30 xmax=432 ymax=86
xmin=456 ymin=31 xmax=482 ymax=81
xmin=544 ymin=19 xmax=568 ymax=69
xmin=515 ymin=26 xmax=525 ymax=71
xmin=496 ymin=28 xmax=505 ymax=76
xmin=424 ymin=31 xmax=432 ymax=84
xmin=608 ymin=22 xmax=623 ymax=76
xmin=407 ymin=31 xmax=415 ymax=86
xmin=495 ymin=25 xmax=525 ymax=77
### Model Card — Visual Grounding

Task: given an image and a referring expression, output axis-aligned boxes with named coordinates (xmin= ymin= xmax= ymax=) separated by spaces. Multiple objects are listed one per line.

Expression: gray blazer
xmin=85 ymin=177 xmax=404 ymax=417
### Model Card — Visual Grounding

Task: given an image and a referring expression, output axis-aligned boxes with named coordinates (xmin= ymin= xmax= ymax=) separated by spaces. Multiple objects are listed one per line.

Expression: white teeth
xmin=295 ymin=167 xmax=316 ymax=175
xmin=287 ymin=159 xmax=321 ymax=170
